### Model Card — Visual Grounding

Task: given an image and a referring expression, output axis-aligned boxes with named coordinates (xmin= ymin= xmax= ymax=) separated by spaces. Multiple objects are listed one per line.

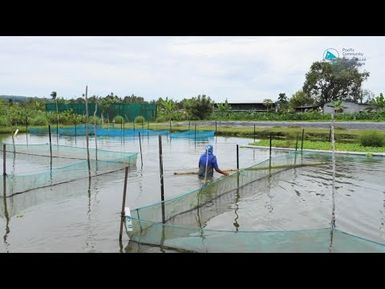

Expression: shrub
xmin=134 ymin=115 xmax=145 ymax=124
xmin=360 ymin=131 xmax=385 ymax=147
xmin=30 ymin=115 xmax=48 ymax=126
xmin=113 ymin=115 xmax=125 ymax=124
xmin=88 ymin=116 xmax=102 ymax=125
xmin=0 ymin=116 xmax=10 ymax=126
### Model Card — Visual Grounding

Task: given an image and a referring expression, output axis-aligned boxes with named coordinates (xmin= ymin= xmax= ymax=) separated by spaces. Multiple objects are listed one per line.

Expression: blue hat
xmin=206 ymin=145 xmax=213 ymax=154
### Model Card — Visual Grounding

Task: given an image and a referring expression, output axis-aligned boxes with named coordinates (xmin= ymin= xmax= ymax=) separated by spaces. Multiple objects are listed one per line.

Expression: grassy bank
xmin=149 ymin=122 xmax=382 ymax=143
xmin=251 ymin=139 xmax=385 ymax=153
xmin=2 ymin=122 xmax=385 ymax=147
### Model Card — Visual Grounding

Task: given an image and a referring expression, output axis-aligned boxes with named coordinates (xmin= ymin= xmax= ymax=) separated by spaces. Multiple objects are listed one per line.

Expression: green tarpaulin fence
xmin=45 ymin=103 xmax=157 ymax=121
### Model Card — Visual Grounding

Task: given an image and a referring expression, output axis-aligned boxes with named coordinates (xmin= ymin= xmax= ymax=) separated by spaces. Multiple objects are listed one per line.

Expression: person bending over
xmin=198 ymin=145 xmax=229 ymax=179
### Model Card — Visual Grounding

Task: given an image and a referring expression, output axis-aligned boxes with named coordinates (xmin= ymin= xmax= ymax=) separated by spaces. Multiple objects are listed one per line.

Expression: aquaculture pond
xmin=0 ymin=133 xmax=264 ymax=252
xmin=1 ymin=133 xmax=385 ymax=252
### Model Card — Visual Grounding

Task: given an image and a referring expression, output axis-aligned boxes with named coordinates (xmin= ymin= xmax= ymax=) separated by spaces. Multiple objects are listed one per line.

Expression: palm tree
xmin=160 ymin=98 xmax=176 ymax=121
xmin=330 ymin=99 xmax=344 ymax=114
xmin=370 ymin=93 xmax=385 ymax=112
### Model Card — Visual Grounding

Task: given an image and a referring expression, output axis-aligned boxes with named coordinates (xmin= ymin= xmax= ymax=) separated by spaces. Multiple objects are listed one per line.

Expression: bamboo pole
xmin=119 ymin=166 xmax=129 ymax=242
xmin=25 ymin=115 xmax=28 ymax=145
xmin=85 ymin=86 xmax=91 ymax=178
xmin=94 ymin=102 xmax=98 ymax=161
xmin=301 ymin=128 xmax=305 ymax=153
xmin=269 ymin=134 xmax=272 ymax=169
xmin=253 ymin=124 xmax=256 ymax=143
xmin=138 ymin=132 xmax=143 ymax=168
xmin=158 ymin=135 xmax=165 ymax=223
xmin=48 ymin=125 xmax=52 ymax=161
xmin=2 ymin=144 xmax=6 ymax=176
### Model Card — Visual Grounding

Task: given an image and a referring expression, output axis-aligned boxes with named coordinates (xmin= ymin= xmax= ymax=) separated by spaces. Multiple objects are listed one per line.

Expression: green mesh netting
xmin=45 ymin=103 xmax=157 ymax=121
xmin=0 ymin=144 xmax=137 ymax=196
xmin=125 ymin=152 xmax=385 ymax=252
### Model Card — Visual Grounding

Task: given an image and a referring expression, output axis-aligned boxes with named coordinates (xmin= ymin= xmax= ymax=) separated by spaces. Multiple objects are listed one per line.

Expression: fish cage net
xmin=170 ymin=130 xmax=215 ymax=139
xmin=0 ymin=143 xmax=137 ymax=196
xmin=29 ymin=126 xmax=170 ymax=137
xmin=125 ymin=152 xmax=385 ymax=252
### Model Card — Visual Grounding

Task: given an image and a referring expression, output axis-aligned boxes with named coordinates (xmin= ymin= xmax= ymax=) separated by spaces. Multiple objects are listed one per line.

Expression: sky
xmin=0 ymin=36 xmax=384 ymax=103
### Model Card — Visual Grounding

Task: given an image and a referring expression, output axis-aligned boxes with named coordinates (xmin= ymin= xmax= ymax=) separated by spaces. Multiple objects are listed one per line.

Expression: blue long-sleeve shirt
xmin=198 ymin=152 xmax=219 ymax=178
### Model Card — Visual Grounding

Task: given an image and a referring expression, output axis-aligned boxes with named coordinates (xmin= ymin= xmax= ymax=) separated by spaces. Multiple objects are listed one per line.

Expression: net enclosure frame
xmin=125 ymin=151 xmax=385 ymax=252
xmin=0 ymin=143 xmax=138 ymax=197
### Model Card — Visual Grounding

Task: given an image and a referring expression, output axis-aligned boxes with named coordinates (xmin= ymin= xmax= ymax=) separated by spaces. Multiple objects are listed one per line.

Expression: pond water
xmin=0 ymin=133 xmax=268 ymax=252
xmin=1 ymin=133 xmax=385 ymax=252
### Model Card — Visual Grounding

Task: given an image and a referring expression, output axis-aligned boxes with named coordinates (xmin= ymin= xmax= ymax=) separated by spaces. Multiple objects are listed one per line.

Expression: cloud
xmin=0 ymin=36 xmax=384 ymax=102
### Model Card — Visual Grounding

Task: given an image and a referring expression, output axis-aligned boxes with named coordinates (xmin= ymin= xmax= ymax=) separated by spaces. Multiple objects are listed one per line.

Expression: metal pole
xmin=138 ymin=132 xmax=143 ymax=168
xmin=158 ymin=135 xmax=165 ymax=223
xmin=215 ymin=121 xmax=217 ymax=134
xmin=295 ymin=134 xmax=299 ymax=151
xmin=236 ymin=144 xmax=239 ymax=170
xmin=301 ymin=128 xmax=305 ymax=153
xmin=169 ymin=119 xmax=172 ymax=132
xmin=194 ymin=124 xmax=197 ymax=141
xmin=119 ymin=166 xmax=129 ymax=242
xmin=3 ymin=144 xmax=6 ymax=176
xmin=188 ymin=121 xmax=191 ymax=130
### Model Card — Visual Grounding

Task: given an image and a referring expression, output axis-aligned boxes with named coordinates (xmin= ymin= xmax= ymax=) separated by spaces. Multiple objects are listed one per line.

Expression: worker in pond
xmin=198 ymin=145 xmax=229 ymax=179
